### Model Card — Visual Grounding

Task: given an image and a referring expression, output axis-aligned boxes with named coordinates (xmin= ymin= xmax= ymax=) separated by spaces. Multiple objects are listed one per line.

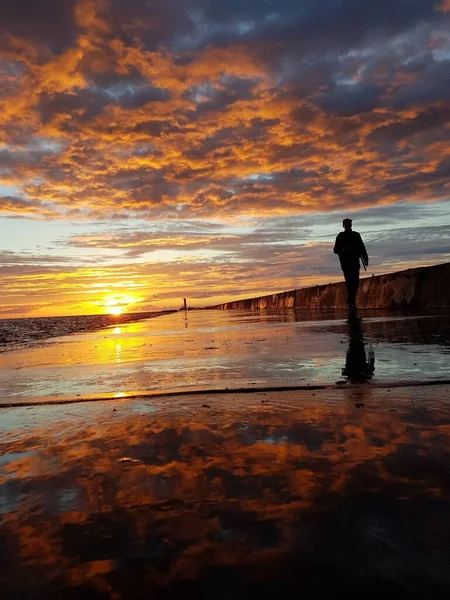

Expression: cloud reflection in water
xmin=0 ymin=387 xmax=449 ymax=598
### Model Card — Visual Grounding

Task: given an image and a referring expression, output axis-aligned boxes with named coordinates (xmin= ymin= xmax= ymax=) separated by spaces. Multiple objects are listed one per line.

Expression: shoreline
xmin=1 ymin=378 xmax=450 ymax=409
xmin=0 ymin=309 xmax=176 ymax=354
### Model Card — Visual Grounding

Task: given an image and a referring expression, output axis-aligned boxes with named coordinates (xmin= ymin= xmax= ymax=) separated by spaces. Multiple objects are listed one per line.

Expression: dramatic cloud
xmin=0 ymin=0 xmax=449 ymax=220
xmin=0 ymin=0 xmax=449 ymax=315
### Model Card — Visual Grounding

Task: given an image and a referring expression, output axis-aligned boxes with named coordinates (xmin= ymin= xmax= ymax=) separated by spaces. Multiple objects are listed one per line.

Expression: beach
xmin=1 ymin=309 xmax=450 ymax=405
xmin=1 ymin=310 xmax=450 ymax=598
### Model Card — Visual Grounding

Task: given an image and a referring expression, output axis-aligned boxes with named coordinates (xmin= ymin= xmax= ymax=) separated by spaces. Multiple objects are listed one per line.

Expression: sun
xmin=104 ymin=295 xmax=126 ymax=316
xmin=103 ymin=293 xmax=140 ymax=316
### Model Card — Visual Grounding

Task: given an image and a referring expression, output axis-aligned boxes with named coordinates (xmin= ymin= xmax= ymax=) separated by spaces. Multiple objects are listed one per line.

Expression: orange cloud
xmin=75 ymin=0 xmax=111 ymax=33
xmin=0 ymin=0 xmax=448 ymax=221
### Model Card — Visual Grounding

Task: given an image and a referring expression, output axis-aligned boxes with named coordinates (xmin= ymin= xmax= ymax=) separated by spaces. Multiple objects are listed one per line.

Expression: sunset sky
xmin=1 ymin=0 xmax=449 ymax=317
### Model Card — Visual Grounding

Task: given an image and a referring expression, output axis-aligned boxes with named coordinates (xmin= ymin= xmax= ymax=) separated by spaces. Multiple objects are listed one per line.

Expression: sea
xmin=0 ymin=311 xmax=169 ymax=353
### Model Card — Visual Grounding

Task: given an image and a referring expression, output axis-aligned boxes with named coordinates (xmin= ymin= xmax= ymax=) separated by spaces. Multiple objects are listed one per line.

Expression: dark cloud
xmin=111 ymin=0 xmax=192 ymax=51
xmin=38 ymin=90 xmax=109 ymax=126
xmin=169 ymin=0 xmax=440 ymax=56
xmin=108 ymin=83 xmax=171 ymax=108
xmin=370 ymin=105 xmax=450 ymax=142
xmin=0 ymin=0 xmax=78 ymax=53
xmin=317 ymin=82 xmax=382 ymax=116
xmin=39 ymin=83 xmax=170 ymax=128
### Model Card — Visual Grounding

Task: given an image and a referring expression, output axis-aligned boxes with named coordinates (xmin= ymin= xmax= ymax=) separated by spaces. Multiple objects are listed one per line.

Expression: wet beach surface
xmin=1 ymin=309 xmax=450 ymax=403
xmin=1 ymin=387 xmax=450 ymax=599
xmin=1 ymin=310 xmax=450 ymax=598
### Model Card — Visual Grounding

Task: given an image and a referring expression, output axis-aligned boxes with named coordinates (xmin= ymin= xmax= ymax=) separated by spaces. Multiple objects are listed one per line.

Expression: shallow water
xmin=0 ymin=309 xmax=449 ymax=403
xmin=1 ymin=387 xmax=450 ymax=598
xmin=0 ymin=311 xmax=166 ymax=352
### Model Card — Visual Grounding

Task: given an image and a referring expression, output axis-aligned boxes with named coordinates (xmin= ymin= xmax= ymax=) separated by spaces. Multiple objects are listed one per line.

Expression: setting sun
xmin=103 ymin=293 xmax=141 ymax=316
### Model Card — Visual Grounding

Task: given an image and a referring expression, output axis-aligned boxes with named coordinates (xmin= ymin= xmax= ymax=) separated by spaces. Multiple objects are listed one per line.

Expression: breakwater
xmin=208 ymin=262 xmax=450 ymax=310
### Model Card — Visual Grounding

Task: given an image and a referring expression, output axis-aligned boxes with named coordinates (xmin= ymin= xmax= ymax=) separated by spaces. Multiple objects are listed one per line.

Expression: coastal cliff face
xmin=208 ymin=262 xmax=450 ymax=310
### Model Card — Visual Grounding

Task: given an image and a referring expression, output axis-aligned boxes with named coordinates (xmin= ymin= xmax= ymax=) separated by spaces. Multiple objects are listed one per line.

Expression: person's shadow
xmin=342 ymin=318 xmax=375 ymax=383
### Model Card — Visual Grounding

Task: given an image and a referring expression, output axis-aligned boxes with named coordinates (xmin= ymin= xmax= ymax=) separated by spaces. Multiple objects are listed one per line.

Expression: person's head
xmin=343 ymin=218 xmax=352 ymax=231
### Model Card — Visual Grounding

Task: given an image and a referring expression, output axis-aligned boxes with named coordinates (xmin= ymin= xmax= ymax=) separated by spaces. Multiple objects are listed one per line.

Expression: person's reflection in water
xmin=342 ymin=318 xmax=375 ymax=383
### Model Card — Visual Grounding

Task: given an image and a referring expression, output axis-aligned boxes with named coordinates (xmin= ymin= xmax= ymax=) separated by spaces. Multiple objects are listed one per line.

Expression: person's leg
xmin=348 ymin=268 xmax=360 ymax=308
xmin=343 ymin=270 xmax=352 ymax=307
xmin=354 ymin=269 xmax=360 ymax=306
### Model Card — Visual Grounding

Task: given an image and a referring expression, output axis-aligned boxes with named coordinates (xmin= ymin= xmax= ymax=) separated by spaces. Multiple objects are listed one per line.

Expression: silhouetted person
xmin=342 ymin=319 xmax=375 ymax=383
xmin=334 ymin=218 xmax=368 ymax=314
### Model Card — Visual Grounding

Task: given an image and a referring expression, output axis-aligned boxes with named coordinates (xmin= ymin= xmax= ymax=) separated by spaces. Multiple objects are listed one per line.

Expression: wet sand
xmin=1 ymin=309 xmax=450 ymax=403
xmin=1 ymin=385 xmax=450 ymax=599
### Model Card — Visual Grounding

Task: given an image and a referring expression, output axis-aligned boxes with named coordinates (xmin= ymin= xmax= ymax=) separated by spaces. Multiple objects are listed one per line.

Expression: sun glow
xmin=104 ymin=293 xmax=139 ymax=316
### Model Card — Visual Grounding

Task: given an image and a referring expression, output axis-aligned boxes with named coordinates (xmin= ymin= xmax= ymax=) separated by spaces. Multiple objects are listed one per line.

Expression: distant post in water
xmin=183 ymin=298 xmax=187 ymax=311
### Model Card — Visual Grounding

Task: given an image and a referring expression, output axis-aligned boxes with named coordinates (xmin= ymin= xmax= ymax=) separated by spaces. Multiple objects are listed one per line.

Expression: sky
xmin=0 ymin=0 xmax=449 ymax=317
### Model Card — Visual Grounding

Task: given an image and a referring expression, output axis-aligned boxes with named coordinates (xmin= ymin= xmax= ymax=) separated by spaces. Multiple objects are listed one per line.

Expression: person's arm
xmin=358 ymin=234 xmax=369 ymax=265
xmin=333 ymin=233 xmax=342 ymax=255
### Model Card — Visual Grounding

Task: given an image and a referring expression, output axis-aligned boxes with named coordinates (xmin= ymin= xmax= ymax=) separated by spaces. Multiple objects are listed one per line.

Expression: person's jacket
xmin=333 ymin=230 xmax=368 ymax=269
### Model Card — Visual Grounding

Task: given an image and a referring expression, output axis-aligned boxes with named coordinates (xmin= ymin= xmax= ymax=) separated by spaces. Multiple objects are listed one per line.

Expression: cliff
xmin=208 ymin=262 xmax=450 ymax=310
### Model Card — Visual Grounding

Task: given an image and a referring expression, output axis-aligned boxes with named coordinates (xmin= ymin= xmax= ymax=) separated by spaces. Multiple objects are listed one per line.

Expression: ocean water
xmin=0 ymin=309 xmax=449 ymax=404
xmin=0 ymin=311 xmax=170 ymax=353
